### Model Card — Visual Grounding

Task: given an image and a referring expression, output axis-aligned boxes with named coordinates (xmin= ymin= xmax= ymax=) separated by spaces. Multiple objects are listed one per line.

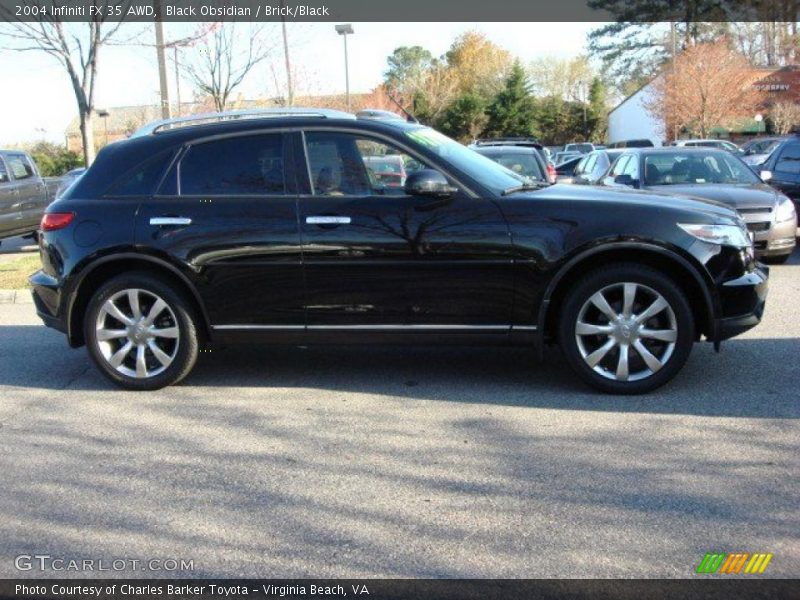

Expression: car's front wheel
xmin=558 ymin=264 xmax=695 ymax=394
xmin=84 ymin=272 xmax=200 ymax=390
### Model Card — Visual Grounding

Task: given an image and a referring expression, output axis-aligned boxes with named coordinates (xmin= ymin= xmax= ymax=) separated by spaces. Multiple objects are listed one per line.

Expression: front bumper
xmin=750 ymin=217 xmax=797 ymax=258
xmin=715 ymin=265 xmax=769 ymax=342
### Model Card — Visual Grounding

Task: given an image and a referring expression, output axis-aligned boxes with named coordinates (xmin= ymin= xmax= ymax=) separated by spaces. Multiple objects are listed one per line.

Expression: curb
xmin=0 ymin=289 xmax=32 ymax=305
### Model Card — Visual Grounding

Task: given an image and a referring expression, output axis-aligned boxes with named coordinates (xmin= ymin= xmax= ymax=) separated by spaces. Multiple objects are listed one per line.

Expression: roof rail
xmin=474 ymin=137 xmax=541 ymax=146
xmin=130 ymin=107 xmax=356 ymax=137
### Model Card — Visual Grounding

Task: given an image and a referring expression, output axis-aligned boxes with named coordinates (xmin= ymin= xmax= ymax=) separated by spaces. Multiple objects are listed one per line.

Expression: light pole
xmin=755 ymin=113 xmax=764 ymax=136
xmin=97 ymin=109 xmax=110 ymax=146
xmin=335 ymin=24 xmax=354 ymax=111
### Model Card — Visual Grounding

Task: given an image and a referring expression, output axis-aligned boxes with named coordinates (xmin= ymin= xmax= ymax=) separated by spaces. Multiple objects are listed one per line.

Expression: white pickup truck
xmin=0 ymin=150 xmax=63 ymax=244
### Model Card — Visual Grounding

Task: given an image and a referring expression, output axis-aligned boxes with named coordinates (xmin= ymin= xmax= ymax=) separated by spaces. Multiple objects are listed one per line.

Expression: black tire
xmin=558 ymin=263 xmax=695 ymax=394
xmin=761 ymin=254 xmax=791 ymax=265
xmin=84 ymin=271 xmax=199 ymax=390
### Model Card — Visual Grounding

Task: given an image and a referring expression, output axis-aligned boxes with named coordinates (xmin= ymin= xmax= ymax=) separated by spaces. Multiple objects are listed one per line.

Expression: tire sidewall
xmin=559 ymin=265 xmax=695 ymax=395
xmin=84 ymin=273 xmax=199 ymax=391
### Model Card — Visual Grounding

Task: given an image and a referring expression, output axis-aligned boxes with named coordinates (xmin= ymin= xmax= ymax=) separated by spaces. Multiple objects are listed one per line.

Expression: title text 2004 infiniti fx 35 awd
xmin=30 ymin=109 xmax=769 ymax=394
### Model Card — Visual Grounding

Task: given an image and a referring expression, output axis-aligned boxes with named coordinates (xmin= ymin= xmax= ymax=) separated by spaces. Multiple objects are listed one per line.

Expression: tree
xmin=647 ymin=39 xmax=764 ymax=139
xmin=445 ymin=31 xmax=512 ymax=99
xmin=483 ymin=61 xmax=538 ymax=139
xmin=769 ymin=100 xmax=800 ymax=135
xmin=384 ymin=46 xmax=434 ymax=97
xmin=27 ymin=141 xmax=84 ymax=177
xmin=528 ymin=56 xmax=594 ymax=104
xmin=587 ymin=77 xmax=609 ymax=142
xmin=0 ymin=4 xmax=130 ymax=165
xmin=184 ymin=23 xmax=275 ymax=112
xmin=438 ymin=94 xmax=486 ymax=142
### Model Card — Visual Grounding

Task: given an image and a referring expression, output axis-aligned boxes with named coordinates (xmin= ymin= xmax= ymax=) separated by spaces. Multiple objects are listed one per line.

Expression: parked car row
xmin=518 ymin=145 xmax=797 ymax=263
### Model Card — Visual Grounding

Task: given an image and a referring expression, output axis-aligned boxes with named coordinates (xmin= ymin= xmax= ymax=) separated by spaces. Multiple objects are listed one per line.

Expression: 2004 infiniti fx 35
xmin=30 ymin=108 xmax=769 ymax=393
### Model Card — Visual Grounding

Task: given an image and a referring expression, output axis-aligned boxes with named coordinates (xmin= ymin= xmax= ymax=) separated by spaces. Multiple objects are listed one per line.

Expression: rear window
xmin=480 ymin=152 xmax=545 ymax=181
xmin=0 ymin=158 xmax=8 ymax=183
xmin=107 ymin=150 xmax=175 ymax=196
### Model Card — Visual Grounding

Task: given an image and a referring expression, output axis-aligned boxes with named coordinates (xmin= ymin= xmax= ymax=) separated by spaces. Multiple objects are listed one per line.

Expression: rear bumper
xmin=29 ymin=269 xmax=68 ymax=335
xmin=715 ymin=265 xmax=769 ymax=342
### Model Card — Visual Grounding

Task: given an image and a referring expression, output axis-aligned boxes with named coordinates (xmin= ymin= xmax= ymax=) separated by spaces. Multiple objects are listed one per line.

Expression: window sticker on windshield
xmin=405 ymin=128 xmax=446 ymax=148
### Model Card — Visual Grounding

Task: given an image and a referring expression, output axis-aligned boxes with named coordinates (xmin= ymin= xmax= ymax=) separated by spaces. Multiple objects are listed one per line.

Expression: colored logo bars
xmin=697 ymin=552 xmax=773 ymax=574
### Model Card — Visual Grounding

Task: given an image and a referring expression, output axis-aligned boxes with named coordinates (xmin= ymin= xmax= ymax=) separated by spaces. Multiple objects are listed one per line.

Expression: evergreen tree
xmin=587 ymin=77 xmax=608 ymax=142
xmin=438 ymin=94 xmax=486 ymax=142
xmin=483 ymin=61 xmax=538 ymax=138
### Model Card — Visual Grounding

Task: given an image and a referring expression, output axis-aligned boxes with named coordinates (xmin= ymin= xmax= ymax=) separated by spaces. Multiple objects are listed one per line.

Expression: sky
xmin=0 ymin=22 xmax=598 ymax=146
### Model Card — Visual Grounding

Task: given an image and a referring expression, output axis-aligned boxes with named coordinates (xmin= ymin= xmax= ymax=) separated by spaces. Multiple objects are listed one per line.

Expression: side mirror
xmin=614 ymin=174 xmax=635 ymax=187
xmin=760 ymin=170 xmax=773 ymax=182
xmin=404 ymin=169 xmax=457 ymax=197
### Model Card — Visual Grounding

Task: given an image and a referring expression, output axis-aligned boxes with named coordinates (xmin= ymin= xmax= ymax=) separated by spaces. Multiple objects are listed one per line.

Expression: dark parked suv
xmin=31 ymin=108 xmax=769 ymax=394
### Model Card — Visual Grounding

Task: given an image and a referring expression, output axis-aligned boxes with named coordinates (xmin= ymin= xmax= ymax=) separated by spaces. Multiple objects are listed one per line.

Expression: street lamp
xmin=335 ymin=23 xmax=354 ymax=112
xmin=96 ymin=109 xmax=110 ymax=146
xmin=755 ymin=113 xmax=764 ymax=136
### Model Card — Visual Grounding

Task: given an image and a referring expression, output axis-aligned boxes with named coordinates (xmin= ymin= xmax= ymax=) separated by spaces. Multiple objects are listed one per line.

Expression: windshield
xmin=404 ymin=127 xmax=527 ymax=193
xmin=642 ymin=152 xmax=760 ymax=186
xmin=566 ymin=143 xmax=593 ymax=153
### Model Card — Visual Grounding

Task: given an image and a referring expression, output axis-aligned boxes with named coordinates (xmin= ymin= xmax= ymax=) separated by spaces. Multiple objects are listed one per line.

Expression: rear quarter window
xmin=106 ymin=150 xmax=176 ymax=196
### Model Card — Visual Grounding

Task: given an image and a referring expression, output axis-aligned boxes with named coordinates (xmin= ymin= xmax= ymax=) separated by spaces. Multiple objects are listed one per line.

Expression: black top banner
xmin=0 ymin=0 xmax=797 ymax=22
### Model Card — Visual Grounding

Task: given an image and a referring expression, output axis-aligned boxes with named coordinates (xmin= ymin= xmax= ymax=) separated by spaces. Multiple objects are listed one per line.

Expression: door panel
xmin=0 ymin=157 xmax=19 ymax=236
xmin=134 ymin=133 xmax=304 ymax=327
xmin=297 ymin=130 xmax=514 ymax=328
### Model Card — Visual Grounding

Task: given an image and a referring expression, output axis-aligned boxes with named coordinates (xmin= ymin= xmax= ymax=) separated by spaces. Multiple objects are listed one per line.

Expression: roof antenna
xmin=387 ymin=92 xmax=418 ymax=123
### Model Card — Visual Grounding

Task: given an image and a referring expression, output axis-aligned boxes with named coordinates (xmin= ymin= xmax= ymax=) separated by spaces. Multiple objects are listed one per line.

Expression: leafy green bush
xmin=27 ymin=141 xmax=84 ymax=177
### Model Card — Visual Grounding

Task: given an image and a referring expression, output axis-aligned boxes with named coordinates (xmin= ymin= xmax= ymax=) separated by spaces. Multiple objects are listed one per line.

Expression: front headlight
xmin=678 ymin=223 xmax=751 ymax=248
xmin=775 ymin=196 xmax=797 ymax=223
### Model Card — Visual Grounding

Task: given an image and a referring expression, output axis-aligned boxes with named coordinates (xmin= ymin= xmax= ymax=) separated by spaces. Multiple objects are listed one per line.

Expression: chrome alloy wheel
xmin=94 ymin=288 xmax=180 ymax=379
xmin=575 ymin=282 xmax=678 ymax=382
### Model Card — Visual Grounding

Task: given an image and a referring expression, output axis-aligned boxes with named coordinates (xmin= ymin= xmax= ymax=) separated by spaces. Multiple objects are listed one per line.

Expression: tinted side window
xmin=611 ymin=155 xmax=630 ymax=176
xmin=6 ymin=154 xmax=34 ymax=180
xmin=622 ymin=155 xmax=640 ymax=180
xmin=775 ymin=143 xmax=800 ymax=175
xmin=181 ymin=134 xmax=285 ymax=195
xmin=108 ymin=150 xmax=175 ymax=196
xmin=0 ymin=158 xmax=8 ymax=184
xmin=305 ymin=132 xmax=429 ymax=197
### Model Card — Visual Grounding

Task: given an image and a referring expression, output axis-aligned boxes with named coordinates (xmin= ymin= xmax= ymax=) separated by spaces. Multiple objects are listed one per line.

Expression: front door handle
xmin=150 ymin=217 xmax=192 ymax=226
xmin=306 ymin=216 xmax=351 ymax=225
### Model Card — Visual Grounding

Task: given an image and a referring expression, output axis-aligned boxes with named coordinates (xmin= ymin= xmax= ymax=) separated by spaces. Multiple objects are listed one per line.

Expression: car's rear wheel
xmin=84 ymin=272 xmax=199 ymax=390
xmin=558 ymin=264 xmax=695 ymax=394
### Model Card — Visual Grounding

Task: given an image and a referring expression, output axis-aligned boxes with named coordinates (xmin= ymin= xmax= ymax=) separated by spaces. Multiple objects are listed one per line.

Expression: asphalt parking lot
xmin=0 ymin=240 xmax=797 ymax=579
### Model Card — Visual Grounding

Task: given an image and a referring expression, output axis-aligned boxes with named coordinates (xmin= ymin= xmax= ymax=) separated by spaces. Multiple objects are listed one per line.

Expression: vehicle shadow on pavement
xmin=0 ymin=352 xmax=797 ymax=579
xmin=0 ymin=323 xmax=797 ymax=418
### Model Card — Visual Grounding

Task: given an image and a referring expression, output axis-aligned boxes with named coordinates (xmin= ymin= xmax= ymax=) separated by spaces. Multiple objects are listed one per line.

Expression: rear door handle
xmin=150 ymin=217 xmax=192 ymax=226
xmin=306 ymin=216 xmax=351 ymax=225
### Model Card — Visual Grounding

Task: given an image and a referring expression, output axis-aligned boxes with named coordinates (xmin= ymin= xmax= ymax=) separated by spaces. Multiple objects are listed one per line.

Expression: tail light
xmin=40 ymin=212 xmax=75 ymax=231
xmin=547 ymin=163 xmax=557 ymax=184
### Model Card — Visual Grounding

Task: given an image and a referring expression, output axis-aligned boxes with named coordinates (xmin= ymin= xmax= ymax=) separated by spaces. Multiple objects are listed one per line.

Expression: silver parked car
xmin=603 ymin=148 xmax=797 ymax=263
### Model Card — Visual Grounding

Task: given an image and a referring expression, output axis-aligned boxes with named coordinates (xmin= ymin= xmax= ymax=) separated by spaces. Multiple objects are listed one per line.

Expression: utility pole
xmin=671 ymin=21 xmax=678 ymax=142
xmin=173 ymin=46 xmax=181 ymax=117
xmin=280 ymin=0 xmax=293 ymax=106
xmin=154 ymin=10 xmax=171 ymax=119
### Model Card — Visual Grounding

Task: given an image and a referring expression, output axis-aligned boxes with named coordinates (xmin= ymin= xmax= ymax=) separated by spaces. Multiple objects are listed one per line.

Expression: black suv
xmin=30 ymin=108 xmax=768 ymax=394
